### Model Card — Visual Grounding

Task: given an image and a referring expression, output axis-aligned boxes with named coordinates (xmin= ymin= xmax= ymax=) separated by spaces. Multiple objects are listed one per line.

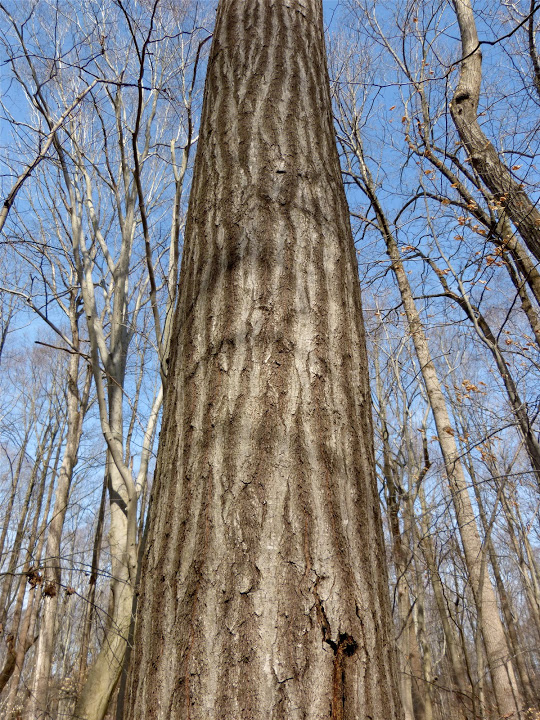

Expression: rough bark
xmin=450 ymin=0 xmax=540 ymax=264
xmin=125 ymin=1 xmax=402 ymax=719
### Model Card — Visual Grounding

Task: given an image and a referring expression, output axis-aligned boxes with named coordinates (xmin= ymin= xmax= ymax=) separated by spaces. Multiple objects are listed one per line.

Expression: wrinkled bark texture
xmin=124 ymin=1 xmax=402 ymax=719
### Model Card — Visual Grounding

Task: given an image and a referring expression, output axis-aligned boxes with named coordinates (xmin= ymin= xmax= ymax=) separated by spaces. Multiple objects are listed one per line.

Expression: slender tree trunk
xmin=411 ymin=572 xmax=433 ymax=720
xmin=353 ymin=129 xmax=526 ymax=716
xmin=1 ymin=592 xmax=38 ymax=712
xmin=474 ymin=615 xmax=487 ymax=720
xmin=417 ymin=485 xmax=471 ymax=717
xmin=375 ymin=363 xmax=414 ymax=720
xmin=386 ymin=234 xmax=523 ymax=717
xmin=2 ymin=426 xmax=59 ymax=711
xmin=347 ymin=128 xmax=523 ymax=717
xmin=501 ymin=493 xmax=540 ymax=644
xmin=73 ymin=325 xmax=139 ymax=720
xmin=0 ymin=421 xmax=52 ymax=629
xmin=27 ymin=318 xmax=90 ymax=719
xmin=451 ymin=0 xmax=540 ymax=264
xmin=125 ymin=2 xmax=402 ymax=718
xmin=77 ymin=476 xmax=107 ymax=689
xmin=0 ymin=426 xmax=32 ymax=570
xmin=73 ymin=456 xmax=138 ymax=720
xmin=458 ymin=428 xmax=539 ymax=709
xmin=390 ymin=502 xmax=415 ymax=720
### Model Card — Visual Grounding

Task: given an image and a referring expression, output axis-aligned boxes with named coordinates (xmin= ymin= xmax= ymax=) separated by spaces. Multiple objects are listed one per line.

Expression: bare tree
xmin=125 ymin=1 xmax=402 ymax=718
xmin=26 ymin=294 xmax=92 ymax=719
xmin=450 ymin=0 xmax=540 ymax=264
xmin=0 ymin=1 xmax=210 ymax=716
xmin=333 ymin=72 xmax=524 ymax=717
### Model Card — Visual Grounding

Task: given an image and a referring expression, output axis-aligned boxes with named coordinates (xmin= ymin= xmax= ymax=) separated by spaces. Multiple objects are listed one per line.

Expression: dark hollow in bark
xmin=124 ymin=1 xmax=402 ymax=718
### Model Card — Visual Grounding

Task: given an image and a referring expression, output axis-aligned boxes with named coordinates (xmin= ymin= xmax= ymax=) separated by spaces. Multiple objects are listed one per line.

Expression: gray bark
xmin=27 ymin=305 xmax=90 ymax=719
xmin=124 ymin=1 xmax=402 ymax=719
xmin=417 ymin=485 xmax=471 ymax=717
xmin=342 ymin=120 xmax=524 ymax=719
xmin=451 ymin=0 xmax=540 ymax=264
xmin=385 ymin=234 xmax=524 ymax=719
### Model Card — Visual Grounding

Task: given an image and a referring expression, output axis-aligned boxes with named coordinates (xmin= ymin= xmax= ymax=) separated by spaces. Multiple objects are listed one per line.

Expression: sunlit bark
xmin=125 ymin=2 xmax=402 ymax=718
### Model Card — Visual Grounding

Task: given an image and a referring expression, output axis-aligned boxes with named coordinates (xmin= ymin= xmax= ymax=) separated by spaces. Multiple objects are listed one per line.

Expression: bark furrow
xmin=125 ymin=2 xmax=402 ymax=718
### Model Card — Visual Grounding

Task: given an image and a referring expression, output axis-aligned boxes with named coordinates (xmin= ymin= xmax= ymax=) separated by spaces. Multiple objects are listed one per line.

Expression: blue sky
xmin=323 ymin=0 xmax=341 ymax=29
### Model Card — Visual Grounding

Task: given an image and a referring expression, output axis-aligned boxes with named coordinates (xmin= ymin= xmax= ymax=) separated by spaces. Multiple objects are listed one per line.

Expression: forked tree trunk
xmin=124 ymin=1 xmax=402 ymax=718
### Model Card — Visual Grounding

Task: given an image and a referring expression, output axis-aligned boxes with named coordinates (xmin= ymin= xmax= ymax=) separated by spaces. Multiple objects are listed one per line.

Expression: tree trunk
xmin=450 ymin=0 xmax=540 ymax=264
xmin=124 ymin=1 xmax=402 ymax=719
xmin=411 ymin=570 xmax=433 ymax=720
xmin=77 ymin=476 xmax=107 ymax=690
xmin=385 ymin=235 xmax=523 ymax=718
xmin=2 ymin=422 xmax=59 ymax=711
xmin=73 ymin=457 xmax=138 ymax=720
xmin=501 ymin=492 xmax=540 ymax=645
xmin=27 ymin=312 xmax=90 ymax=719
xmin=417 ymin=485 xmax=471 ymax=718
xmin=344 ymin=122 xmax=523 ymax=717
xmin=374 ymin=359 xmax=414 ymax=720
xmin=0 ymin=418 xmax=52 ymax=630
xmin=458 ymin=427 xmax=539 ymax=709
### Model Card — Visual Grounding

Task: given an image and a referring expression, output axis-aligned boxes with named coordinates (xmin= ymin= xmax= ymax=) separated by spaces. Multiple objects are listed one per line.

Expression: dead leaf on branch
xmin=43 ymin=582 xmax=57 ymax=598
xmin=26 ymin=569 xmax=43 ymax=588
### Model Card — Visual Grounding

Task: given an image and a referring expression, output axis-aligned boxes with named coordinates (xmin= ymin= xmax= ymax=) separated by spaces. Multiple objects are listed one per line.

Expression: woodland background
xmin=0 ymin=0 xmax=539 ymax=718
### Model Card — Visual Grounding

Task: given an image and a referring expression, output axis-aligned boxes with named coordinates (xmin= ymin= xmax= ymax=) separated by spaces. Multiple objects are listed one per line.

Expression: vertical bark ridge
xmin=125 ymin=2 xmax=401 ymax=719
